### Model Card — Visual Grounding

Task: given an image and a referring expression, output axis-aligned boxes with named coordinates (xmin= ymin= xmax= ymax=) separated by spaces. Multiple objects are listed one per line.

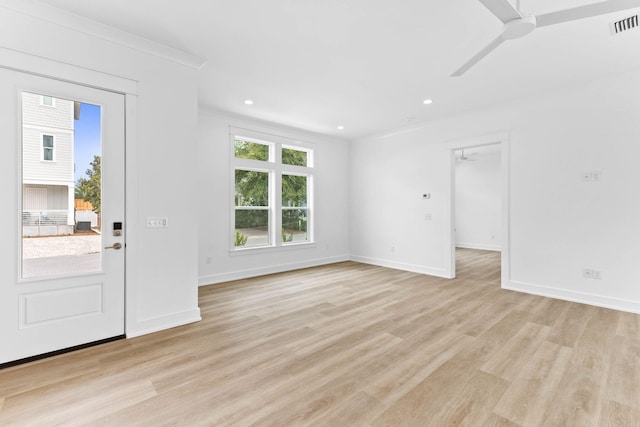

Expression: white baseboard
xmin=198 ymin=256 xmax=640 ymax=315
xmin=349 ymin=255 xmax=449 ymax=278
xmin=198 ymin=255 xmax=350 ymax=286
xmin=456 ymin=242 xmax=501 ymax=252
xmin=504 ymin=280 xmax=640 ymax=314
xmin=126 ymin=307 xmax=202 ymax=338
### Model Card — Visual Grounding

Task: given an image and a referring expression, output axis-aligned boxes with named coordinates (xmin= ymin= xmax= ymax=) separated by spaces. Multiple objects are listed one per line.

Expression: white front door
xmin=0 ymin=68 xmax=125 ymax=365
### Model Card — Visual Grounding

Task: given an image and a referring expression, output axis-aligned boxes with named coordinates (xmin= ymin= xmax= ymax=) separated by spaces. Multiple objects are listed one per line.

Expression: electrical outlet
xmin=583 ymin=268 xmax=603 ymax=280
xmin=205 ymin=256 xmax=212 ymax=265
xmin=582 ymin=170 xmax=603 ymax=182
xmin=390 ymin=246 xmax=396 ymax=253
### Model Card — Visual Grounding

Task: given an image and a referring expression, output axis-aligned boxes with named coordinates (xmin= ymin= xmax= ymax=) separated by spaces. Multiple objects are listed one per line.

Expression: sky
xmin=74 ymin=103 xmax=101 ymax=182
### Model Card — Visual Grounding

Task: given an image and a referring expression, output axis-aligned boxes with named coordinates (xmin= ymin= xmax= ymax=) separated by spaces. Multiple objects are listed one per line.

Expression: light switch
xmin=146 ymin=217 xmax=168 ymax=228
xmin=582 ymin=170 xmax=603 ymax=182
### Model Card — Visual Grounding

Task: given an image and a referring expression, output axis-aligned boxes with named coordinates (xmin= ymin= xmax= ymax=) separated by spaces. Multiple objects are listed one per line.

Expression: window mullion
xmin=274 ymin=168 xmax=282 ymax=247
xmin=307 ymin=174 xmax=314 ymax=242
xmin=274 ymin=144 xmax=283 ymax=246
xmin=234 ymin=157 xmax=269 ymax=169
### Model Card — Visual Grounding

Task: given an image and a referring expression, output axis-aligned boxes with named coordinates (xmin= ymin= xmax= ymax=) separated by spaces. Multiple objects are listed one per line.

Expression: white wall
xmin=198 ymin=108 xmax=350 ymax=285
xmin=0 ymin=1 xmax=201 ymax=337
xmin=455 ymin=146 xmax=501 ymax=251
xmin=351 ymin=69 xmax=640 ymax=313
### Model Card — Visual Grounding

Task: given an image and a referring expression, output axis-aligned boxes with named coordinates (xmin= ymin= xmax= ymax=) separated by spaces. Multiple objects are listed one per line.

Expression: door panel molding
xmin=21 ymin=283 xmax=103 ymax=326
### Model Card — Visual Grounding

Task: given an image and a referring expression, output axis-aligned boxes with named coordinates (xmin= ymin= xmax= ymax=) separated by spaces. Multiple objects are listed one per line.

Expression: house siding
xmin=22 ymin=92 xmax=74 ymax=130
xmin=22 ymin=92 xmax=74 ymax=186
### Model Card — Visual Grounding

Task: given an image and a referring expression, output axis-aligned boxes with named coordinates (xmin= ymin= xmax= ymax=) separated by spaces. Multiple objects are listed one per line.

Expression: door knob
xmin=104 ymin=242 xmax=123 ymax=250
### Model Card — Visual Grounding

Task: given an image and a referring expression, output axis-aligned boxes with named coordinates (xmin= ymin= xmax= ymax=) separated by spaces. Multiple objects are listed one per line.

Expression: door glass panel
xmin=22 ymin=92 xmax=102 ymax=279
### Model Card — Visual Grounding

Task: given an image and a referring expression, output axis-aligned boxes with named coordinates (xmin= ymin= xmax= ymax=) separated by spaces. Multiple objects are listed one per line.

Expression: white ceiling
xmin=39 ymin=0 xmax=640 ymax=140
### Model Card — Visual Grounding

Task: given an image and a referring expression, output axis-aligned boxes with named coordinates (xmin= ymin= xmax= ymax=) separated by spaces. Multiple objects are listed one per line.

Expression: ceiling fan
xmin=456 ymin=149 xmax=478 ymax=161
xmin=452 ymin=0 xmax=640 ymax=76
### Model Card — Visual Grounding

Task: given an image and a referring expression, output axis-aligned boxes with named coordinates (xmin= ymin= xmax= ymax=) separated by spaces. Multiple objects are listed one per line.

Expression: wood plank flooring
xmin=1 ymin=248 xmax=639 ymax=426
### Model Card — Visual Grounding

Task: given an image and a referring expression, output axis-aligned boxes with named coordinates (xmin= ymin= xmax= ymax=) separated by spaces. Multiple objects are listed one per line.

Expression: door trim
xmin=0 ymin=48 xmax=138 ymax=95
xmin=0 ymin=46 xmax=140 ymax=343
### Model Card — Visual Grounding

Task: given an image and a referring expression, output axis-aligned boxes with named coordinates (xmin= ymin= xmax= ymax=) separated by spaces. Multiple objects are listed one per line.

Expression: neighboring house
xmin=22 ymin=92 xmax=78 ymax=237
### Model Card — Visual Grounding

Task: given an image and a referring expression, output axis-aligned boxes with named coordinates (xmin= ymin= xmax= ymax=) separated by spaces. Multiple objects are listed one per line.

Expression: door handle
xmin=104 ymin=242 xmax=123 ymax=250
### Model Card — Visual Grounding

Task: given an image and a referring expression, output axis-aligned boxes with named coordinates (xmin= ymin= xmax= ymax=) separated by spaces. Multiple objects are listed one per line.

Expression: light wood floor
xmin=1 ymin=248 xmax=639 ymax=426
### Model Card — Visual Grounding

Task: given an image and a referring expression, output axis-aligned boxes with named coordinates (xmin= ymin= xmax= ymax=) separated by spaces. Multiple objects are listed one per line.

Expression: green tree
xmin=282 ymin=147 xmax=307 ymax=166
xmin=235 ymin=170 xmax=268 ymax=207
xmin=74 ymin=185 xmax=84 ymax=199
xmin=234 ymin=139 xmax=269 ymax=230
xmin=234 ymin=142 xmax=309 ymax=232
xmin=282 ymin=174 xmax=307 ymax=207
xmin=76 ymin=155 xmax=101 ymax=213
xmin=234 ymin=139 xmax=269 ymax=161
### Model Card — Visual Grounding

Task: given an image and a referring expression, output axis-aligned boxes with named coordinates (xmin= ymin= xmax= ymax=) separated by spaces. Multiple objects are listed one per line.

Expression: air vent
xmin=610 ymin=15 xmax=639 ymax=35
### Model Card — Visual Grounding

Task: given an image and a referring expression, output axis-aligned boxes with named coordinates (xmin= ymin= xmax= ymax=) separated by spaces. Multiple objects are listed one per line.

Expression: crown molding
xmin=0 ymin=0 xmax=207 ymax=70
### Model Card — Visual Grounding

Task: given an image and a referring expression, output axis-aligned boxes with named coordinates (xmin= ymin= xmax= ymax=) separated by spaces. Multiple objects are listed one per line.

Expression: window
xmin=232 ymin=133 xmax=313 ymax=250
xmin=235 ymin=139 xmax=269 ymax=161
xmin=40 ymin=95 xmax=55 ymax=107
xmin=282 ymin=146 xmax=308 ymax=166
xmin=282 ymin=173 xmax=308 ymax=243
xmin=42 ymin=134 xmax=54 ymax=161
xmin=235 ymin=168 xmax=271 ymax=247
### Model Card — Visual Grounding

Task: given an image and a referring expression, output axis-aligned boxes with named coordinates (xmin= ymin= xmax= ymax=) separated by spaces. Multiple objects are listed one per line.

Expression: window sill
xmin=229 ymin=241 xmax=317 ymax=256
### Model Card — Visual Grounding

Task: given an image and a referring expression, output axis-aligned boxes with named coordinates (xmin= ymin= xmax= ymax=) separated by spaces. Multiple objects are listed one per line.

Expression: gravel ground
xmin=22 ymin=235 xmax=102 ymax=259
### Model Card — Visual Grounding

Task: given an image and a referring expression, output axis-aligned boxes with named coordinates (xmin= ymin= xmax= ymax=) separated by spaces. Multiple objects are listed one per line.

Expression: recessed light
xmin=244 ymin=99 xmax=254 ymax=105
xmin=423 ymin=99 xmax=433 ymax=105
xmin=337 ymin=125 xmax=344 ymax=130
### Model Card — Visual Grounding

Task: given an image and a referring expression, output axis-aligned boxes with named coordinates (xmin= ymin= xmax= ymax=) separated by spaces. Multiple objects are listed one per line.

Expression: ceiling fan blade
xmin=451 ymin=35 xmax=505 ymax=77
xmin=536 ymin=0 xmax=640 ymax=27
xmin=479 ymin=0 xmax=523 ymax=23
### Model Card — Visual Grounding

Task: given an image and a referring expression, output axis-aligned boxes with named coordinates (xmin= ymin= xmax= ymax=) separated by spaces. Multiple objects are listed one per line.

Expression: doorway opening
xmin=447 ymin=135 xmax=509 ymax=285
xmin=453 ymin=144 xmax=502 ymax=280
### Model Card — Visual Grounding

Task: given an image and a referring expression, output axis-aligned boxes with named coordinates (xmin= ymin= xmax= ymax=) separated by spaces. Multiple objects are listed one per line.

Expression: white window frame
xmin=40 ymin=95 xmax=55 ymax=107
xmin=234 ymin=165 xmax=274 ymax=248
xmin=41 ymin=134 xmax=55 ymax=162
xmin=230 ymin=129 xmax=314 ymax=253
xmin=281 ymin=171 xmax=312 ymax=245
